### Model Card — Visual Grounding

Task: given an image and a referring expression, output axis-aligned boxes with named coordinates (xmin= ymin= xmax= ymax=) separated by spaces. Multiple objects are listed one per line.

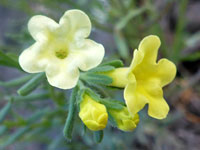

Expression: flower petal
xmin=124 ymin=35 xmax=175 ymax=119
xmin=28 ymin=15 xmax=59 ymax=42
xmin=128 ymin=49 xmax=144 ymax=73
xmin=148 ymin=97 xmax=169 ymax=119
xmin=19 ymin=42 xmax=48 ymax=73
xmin=59 ymin=9 xmax=91 ymax=40
xmin=72 ymin=39 xmax=105 ymax=71
xmin=156 ymin=58 xmax=176 ymax=87
xmin=124 ymin=75 xmax=148 ymax=115
xmin=141 ymin=79 xmax=169 ymax=119
xmin=45 ymin=54 xmax=80 ymax=89
xmin=138 ymin=35 xmax=161 ymax=64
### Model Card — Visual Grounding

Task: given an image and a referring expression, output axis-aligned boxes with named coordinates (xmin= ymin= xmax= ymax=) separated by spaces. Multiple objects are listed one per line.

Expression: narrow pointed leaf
xmin=93 ymin=130 xmax=104 ymax=143
xmin=88 ymin=65 xmax=115 ymax=73
xmin=0 ymin=75 xmax=34 ymax=87
xmin=0 ymin=50 xmax=20 ymax=69
xmin=11 ymin=92 xmax=49 ymax=102
xmin=17 ymin=73 xmax=45 ymax=96
xmin=100 ymin=59 xmax=124 ymax=68
xmin=0 ymin=100 xmax=12 ymax=123
xmin=82 ymin=73 xmax=112 ymax=86
xmin=0 ymin=127 xmax=30 ymax=148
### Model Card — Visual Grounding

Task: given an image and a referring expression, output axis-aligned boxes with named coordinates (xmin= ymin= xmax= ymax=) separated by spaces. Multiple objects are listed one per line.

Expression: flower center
xmin=55 ymin=49 xmax=68 ymax=59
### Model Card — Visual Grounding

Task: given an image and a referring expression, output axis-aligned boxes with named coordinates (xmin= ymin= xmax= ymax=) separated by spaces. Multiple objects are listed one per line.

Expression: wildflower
xmin=19 ymin=10 xmax=104 ymax=89
xmin=109 ymin=107 xmax=139 ymax=131
xmin=106 ymin=35 xmax=176 ymax=119
xmin=79 ymin=94 xmax=108 ymax=131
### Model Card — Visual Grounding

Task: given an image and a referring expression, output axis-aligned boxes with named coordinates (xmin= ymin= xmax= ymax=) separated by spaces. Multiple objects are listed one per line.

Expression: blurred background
xmin=0 ymin=0 xmax=200 ymax=149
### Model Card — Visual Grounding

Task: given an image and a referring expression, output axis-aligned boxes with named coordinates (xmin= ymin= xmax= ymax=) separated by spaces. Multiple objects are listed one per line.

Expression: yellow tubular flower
xmin=109 ymin=107 xmax=139 ymax=132
xmin=107 ymin=35 xmax=176 ymax=119
xmin=19 ymin=10 xmax=104 ymax=89
xmin=79 ymin=94 xmax=108 ymax=131
xmin=105 ymin=67 xmax=129 ymax=88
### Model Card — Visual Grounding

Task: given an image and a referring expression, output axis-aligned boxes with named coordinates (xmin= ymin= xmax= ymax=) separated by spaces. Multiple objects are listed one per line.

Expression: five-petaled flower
xmin=19 ymin=10 xmax=105 ymax=89
xmin=106 ymin=35 xmax=176 ymax=119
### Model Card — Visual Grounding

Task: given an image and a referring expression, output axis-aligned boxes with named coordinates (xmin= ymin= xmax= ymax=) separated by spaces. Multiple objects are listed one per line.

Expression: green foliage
xmin=93 ymin=130 xmax=104 ymax=143
xmin=88 ymin=65 xmax=115 ymax=73
xmin=114 ymin=31 xmax=129 ymax=60
xmin=11 ymin=92 xmax=49 ymax=102
xmin=0 ymin=108 xmax=49 ymax=148
xmin=0 ymin=100 xmax=12 ymax=123
xmin=100 ymin=59 xmax=124 ymax=68
xmin=99 ymin=98 xmax=125 ymax=110
xmin=80 ymin=73 xmax=113 ymax=86
xmin=17 ymin=73 xmax=45 ymax=96
xmin=171 ymin=0 xmax=188 ymax=64
xmin=0 ymin=0 xmax=198 ymax=149
xmin=63 ymin=86 xmax=78 ymax=141
xmin=0 ymin=75 xmax=34 ymax=87
xmin=78 ymin=87 xmax=125 ymax=111
xmin=0 ymin=50 xmax=21 ymax=69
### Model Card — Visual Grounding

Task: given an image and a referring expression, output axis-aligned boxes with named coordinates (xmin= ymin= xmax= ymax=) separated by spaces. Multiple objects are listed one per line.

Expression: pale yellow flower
xmin=79 ymin=94 xmax=108 ymax=131
xmin=106 ymin=35 xmax=176 ymax=119
xmin=19 ymin=10 xmax=104 ymax=89
xmin=109 ymin=107 xmax=139 ymax=131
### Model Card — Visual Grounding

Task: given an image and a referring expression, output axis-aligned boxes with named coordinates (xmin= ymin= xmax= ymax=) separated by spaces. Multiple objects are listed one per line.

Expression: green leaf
xmin=82 ymin=123 xmax=87 ymax=136
xmin=0 ymin=75 xmax=34 ymax=87
xmin=100 ymin=98 xmax=125 ymax=110
xmin=63 ymin=86 xmax=78 ymax=141
xmin=84 ymin=88 xmax=101 ymax=102
xmin=85 ymin=88 xmax=124 ymax=110
xmin=0 ymin=100 xmax=12 ymax=123
xmin=93 ymin=130 xmax=104 ymax=143
xmin=11 ymin=92 xmax=49 ymax=102
xmin=27 ymin=108 xmax=49 ymax=124
xmin=107 ymin=111 xmax=117 ymax=127
xmin=115 ymin=7 xmax=146 ymax=30
xmin=48 ymin=134 xmax=63 ymax=150
xmin=3 ymin=108 xmax=49 ymax=128
xmin=100 ymin=59 xmax=124 ymax=68
xmin=0 ymin=108 xmax=48 ymax=148
xmin=0 ymin=50 xmax=21 ymax=69
xmin=84 ymin=82 xmax=110 ymax=98
xmin=114 ymin=31 xmax=129 ymax=60
xmin=76 ymin=89 xmax=86 ymax=105
xmin=17 ymin=73 xmax=45 ymax=96
xmin=171 ymin=0 xmax=188 ymax=63
xmin=81 ymin=73 xmax=112 ymax=86
xmin=48 ymin=85 xmax=66 ymax=106
xmin=0 ymin=127 xmax=30 ymax=148
xmin=88 ymin=65 xmax=115 ymax=73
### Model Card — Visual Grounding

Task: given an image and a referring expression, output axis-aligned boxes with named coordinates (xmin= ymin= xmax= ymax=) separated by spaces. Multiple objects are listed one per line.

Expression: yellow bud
xmin=109 ymin=107 xmax=139 ymax=131
xmin=79 ymin=94 xmax=108 ymax=131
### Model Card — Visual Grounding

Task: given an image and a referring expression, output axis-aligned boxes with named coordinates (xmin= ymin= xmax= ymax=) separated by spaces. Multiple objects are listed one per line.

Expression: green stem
xmin=63 ymin=86 xmax=78 ymax=141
